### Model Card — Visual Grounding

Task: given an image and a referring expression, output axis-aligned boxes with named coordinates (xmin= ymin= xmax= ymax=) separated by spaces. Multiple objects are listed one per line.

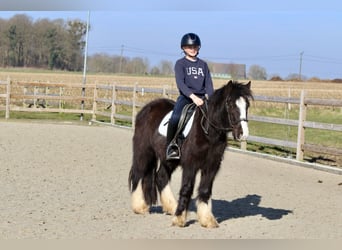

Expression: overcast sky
xmin=1 ymin=0 xmax=342 ymax=79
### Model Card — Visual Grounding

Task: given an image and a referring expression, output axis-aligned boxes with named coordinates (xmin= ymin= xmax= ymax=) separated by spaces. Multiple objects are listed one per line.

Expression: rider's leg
xmin=166 ymin=95 xmax=192 ymax=160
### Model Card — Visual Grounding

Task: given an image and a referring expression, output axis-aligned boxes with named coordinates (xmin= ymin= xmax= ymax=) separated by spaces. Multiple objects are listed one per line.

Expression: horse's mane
xmin=210 ymin=80 xmax=253 ymax=104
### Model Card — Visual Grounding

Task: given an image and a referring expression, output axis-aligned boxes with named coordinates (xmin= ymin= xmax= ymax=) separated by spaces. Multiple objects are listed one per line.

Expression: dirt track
xmin=0 ymin=121 xmax=341 ymax=239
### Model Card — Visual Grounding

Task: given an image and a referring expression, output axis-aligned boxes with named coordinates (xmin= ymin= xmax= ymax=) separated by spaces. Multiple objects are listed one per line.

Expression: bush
xmin=331 ymin=78 xmax=342 ymax=83
xmin=269 ymin=76 xmax=283 ymax=81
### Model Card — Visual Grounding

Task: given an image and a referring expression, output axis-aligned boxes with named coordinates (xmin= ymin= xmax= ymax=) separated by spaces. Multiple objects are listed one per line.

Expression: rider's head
xmin=180 ymin=33 xmax=201 ymax=58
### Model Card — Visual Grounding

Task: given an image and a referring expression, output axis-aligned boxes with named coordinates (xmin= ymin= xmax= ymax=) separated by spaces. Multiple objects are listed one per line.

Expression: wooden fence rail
xmin=1 ymin=79 xmax=341 ymax=165
xmin=252 ymin=92 xmax=342 ymax=161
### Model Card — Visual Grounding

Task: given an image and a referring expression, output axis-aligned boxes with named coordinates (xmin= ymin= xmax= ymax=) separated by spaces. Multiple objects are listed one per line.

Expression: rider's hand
xmin=190 ymin=94 xmax=204 ymax=106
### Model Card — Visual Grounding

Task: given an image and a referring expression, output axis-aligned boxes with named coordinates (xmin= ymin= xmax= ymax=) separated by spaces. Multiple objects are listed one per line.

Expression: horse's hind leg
xmin=129 ymin=151 xmax=157 ymax=214
xmin=156 ymin=162 xmax=178 ymax=215
xmin=130 ymin=178 xmax=149 ymax=214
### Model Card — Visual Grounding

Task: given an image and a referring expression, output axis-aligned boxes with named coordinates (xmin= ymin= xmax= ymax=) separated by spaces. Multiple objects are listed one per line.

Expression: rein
xmin=198 ymin=100 xmax=248 ymax=135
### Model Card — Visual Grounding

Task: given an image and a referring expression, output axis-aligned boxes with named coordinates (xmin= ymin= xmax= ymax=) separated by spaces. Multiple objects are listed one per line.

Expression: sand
xmin=0 ymin=121 xmax=341 ymax=239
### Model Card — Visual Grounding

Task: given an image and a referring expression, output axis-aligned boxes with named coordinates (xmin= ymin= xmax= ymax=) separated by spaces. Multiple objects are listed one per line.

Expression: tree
xmin=248 ymin=64 xmax=267 ymax=80
xmin=6 ymin=25 xmax=17 ymax=66
xmin=159 ymin=60 xmax=173 ymax=75
xmin=5 ymin=14 xmax=33 ymax=67
xmin=0 ymin=14 xmax=87 ymax=70
xmin=126 ymin=57 xmax=149 ymax=74
xmin=286 ymin=73 xmax=307 ymax=81
xmin=150 ymin=66 xmax=160 ymax=75
xmin=63 ymin=20 xmax=87 ymax=71
xmin=88 ymin=53 xmax=117 ymax=73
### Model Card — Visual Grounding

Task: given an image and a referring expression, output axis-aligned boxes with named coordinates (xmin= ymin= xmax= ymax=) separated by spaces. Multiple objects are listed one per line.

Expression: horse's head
xmin=202 ymin=80 xmax=253 ymax=140
xmin=225 ymin=80 xmax=252 ymax=141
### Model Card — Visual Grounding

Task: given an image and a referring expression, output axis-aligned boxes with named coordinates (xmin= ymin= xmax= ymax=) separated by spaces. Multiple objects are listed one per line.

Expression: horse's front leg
xmin=196 ymin=168 xmax=220 ymax=228
xmin=156 ymin=162 xmax=178 ymax=215
xmin=172 ymin=168 xmax=196 ymax=227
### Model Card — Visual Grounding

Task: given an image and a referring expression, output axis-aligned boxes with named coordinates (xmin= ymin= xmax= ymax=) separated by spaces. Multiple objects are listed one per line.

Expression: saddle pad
xmin=158 ymin=111 xmax=196 ymax=138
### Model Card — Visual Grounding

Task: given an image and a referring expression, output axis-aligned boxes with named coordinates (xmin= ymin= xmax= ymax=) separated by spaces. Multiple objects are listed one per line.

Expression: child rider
xmin=166 ymin=33 xmax=214 ymax=160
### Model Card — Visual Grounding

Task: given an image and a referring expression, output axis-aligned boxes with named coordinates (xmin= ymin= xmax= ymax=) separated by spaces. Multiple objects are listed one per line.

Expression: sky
xmin=1 ymin=0 xmax=342 ymax=79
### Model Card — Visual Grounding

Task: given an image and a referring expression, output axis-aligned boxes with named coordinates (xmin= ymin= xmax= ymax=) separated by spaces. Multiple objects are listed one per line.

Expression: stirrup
xmin=166 ymin=143 xmax=180 ymax=160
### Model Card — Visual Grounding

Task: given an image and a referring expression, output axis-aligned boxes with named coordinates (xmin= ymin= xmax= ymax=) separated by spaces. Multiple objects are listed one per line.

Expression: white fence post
xmin=111 ymin=83 xmax=117 ymax=125
xmin=5 ymin=76 xmax=10 ymax=119
xmin=240 ymin=140 xmax=247 ymax=150
xmin=296 ymin=90 xmax=307 ymax=161
xmin=92 ymin=82 xmax=97 ymax=121
xmin=132 ymin=83 xmax=138 ymax=128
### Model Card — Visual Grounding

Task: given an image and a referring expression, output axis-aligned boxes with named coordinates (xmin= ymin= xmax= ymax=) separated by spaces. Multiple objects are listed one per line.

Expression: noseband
xmin=199 ymin=99 xmax=248 ymax=135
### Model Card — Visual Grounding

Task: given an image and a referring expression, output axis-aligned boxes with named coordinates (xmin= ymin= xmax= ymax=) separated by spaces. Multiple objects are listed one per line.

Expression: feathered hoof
xmin=131 ymin=180 xmax=149 ymax=214
xmin=198 ymin=216 xmax=219 ymax=228
xmin=171 ymin=211 xmax=187 ymax=227
xmin=132 ymin=204 xmax=149 ymax=215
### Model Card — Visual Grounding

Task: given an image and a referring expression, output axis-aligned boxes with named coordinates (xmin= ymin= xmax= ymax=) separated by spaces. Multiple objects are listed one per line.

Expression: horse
xmin=128 ymin=80 xmax=253 ymax=228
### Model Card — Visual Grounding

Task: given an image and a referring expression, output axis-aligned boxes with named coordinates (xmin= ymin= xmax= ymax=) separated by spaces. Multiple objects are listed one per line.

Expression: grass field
xmin=1 ymin=69 xmax=341 ymax=167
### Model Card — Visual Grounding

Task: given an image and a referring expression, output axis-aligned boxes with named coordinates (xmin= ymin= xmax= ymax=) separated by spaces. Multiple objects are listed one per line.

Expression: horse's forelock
xmin=226 ymin=81 xmax=253 ymax=101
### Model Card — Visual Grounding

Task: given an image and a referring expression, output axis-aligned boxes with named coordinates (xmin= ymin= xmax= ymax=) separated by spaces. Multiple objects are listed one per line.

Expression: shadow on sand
xmin=211 ymin=194 xmax=292 ymax=223
xmin=151 ymin=194 xmax=292 ymax=225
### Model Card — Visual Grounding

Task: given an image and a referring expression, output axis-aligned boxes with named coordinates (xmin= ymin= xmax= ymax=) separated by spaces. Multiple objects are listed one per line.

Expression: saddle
xmin=158 ymin=103 xmax=196 ymax=140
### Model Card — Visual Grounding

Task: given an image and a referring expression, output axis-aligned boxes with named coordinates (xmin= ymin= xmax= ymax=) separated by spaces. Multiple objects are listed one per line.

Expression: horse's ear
xmin=246 ymin=81 xmax=251 ymax=89
xmin=225 ymin=80 xmax=233 ymax=93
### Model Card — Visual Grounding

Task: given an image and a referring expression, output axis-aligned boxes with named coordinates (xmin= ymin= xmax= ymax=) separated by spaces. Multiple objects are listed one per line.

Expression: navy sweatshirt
xmin=174 ymin=57 xmax=214 ymax=98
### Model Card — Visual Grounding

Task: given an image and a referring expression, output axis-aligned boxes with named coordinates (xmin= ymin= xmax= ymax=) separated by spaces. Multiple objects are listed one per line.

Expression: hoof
xmin=197 ymin=199 xmax=219 ymax=228
xmin=199 ymin=216 xmax=219 ymax=228
xmin=131 ymin=180 xmax=149 ymax=214
xmin=171 ymin=211 xmax=187 ymax=227
xmin=132 ymin=203 xmax=149 ymax=214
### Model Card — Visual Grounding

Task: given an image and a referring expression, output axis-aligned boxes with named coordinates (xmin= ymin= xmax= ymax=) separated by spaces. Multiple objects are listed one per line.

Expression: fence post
xmin=240 ymin=140 xmax=247 ymax=150
xmin=132 ymin=82 xmax=138 ymax=128
xmin=5 ymin=76 xmax=10 ymax=119
xmin=287 ymin=88 xmax=291 ymax=111
xmin=163 ymin=85 xmax=167 ymax=98
xmin=23 ymin=86 xmax=27 ymax=107
xmin=45 ymin=82 xmax=50 ymax=107
xmin=92 ymin=82 xmax=97 ymax=121
xmin=59 ymin=87 xmax=63 ymax=110
xmin=111 ymin=83 xmax=117 ymax=125
xmin=33 ymin=85 xmax=37 ymax=108
xmin=296 ymin=90 xmax=307 ymax=161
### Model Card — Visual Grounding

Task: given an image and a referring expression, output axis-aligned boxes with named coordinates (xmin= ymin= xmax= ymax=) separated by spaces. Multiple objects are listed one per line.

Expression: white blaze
xmin=235 ymin=97 xmax=249 ymax=140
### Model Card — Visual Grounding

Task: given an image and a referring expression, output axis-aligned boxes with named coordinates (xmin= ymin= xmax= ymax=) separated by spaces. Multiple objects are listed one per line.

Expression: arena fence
xmin=1 ymin=78 xmax=341 ymax=165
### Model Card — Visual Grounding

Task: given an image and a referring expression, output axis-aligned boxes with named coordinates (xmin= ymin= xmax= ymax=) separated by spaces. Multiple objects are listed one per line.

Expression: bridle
xmin=198 ymin=98 xmax=248 ymax=135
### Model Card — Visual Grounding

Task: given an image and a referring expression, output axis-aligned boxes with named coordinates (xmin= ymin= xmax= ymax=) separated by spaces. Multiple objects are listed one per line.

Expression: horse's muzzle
xmin=233 ymin=120 xmax=249 ymax=141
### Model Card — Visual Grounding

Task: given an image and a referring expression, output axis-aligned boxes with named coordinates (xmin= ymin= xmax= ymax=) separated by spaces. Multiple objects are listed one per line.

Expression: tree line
xmin=87 ymin=53 xmax=174 ymax=75
xmin=0 ymin=14 xmax=87 ymax=71
xmin=0 ymin=14 xmax=174 ymax=75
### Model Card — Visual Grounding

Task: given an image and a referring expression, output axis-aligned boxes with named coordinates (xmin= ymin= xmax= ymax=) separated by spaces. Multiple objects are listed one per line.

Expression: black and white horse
xmin=128 ymin=80 xmax=253 ymax=228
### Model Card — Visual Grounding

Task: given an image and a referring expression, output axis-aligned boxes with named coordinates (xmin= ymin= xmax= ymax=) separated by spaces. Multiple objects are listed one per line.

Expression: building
xmin=208 ymin=62 xmax=246 ymax=79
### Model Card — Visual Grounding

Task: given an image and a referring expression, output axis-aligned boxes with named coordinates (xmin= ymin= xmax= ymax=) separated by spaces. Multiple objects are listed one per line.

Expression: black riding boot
xmin=166 ymin=121 xmax=180 ymax=160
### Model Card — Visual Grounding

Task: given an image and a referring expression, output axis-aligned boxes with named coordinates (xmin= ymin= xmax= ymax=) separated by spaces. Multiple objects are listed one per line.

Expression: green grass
xmin=0 ymin=111 xmax=92 ymax=121
xmin=250 ymin=106 xmax=342 ymax=148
